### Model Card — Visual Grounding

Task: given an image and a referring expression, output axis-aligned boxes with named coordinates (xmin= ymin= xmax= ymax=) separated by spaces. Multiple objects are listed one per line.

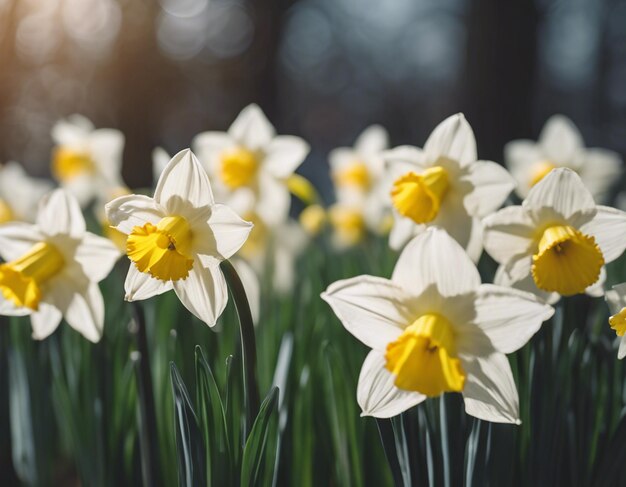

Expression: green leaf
xmin=195 ymin=345 xmax=231 ymax=486
xmin=170 ymin=362 xmax=207 ymax=487
xmin=240 ymin=386 xmax=279 ymax=487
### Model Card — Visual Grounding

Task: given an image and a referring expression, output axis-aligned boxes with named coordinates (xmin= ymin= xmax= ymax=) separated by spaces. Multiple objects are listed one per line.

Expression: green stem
xmin=376 ymin=418 xmax=404 ymax=487
xmin=220 ymin=259 xmax=260 ymax=438
xmin=131 ymin=301 xmax=159 ymax=487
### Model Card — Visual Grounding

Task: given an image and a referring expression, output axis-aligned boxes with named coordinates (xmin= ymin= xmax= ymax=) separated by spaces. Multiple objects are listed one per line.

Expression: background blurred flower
xmin=386 ymin=113 xmax=515 ymax=261
xmin=322 ymin=227 xmax=553 ymax=423
xmin=0 ymin=161 xmax=52 ymax=223
xmin=606 ymin=283 xmax=626 ymax=359
xmin=0 ymin=189 xmax=120 ymax=341
xmin=505 ymin=115 xmax=623 ymax=202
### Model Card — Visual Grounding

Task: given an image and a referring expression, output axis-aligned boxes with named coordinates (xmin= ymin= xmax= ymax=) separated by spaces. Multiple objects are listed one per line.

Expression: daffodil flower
xmin=322 ymin=227 xmax=553 ymax=422
xmin=192 ymin=104 xmax=310 ymax=227
xmin=386 ymin=114 xmax=515 ymax=261
xmin=606 ymin=283 xmax=626 ymax=359
xmin=105 ymin=149 xmax=252 ymax=326
xmin=506 ymin=115 xmax=622 ymax=202
xmin=51 ymin=114 xmax=125 ymax=207
xmin=0 ymin=189 xmax=121 ymax=342
xmin=0 ymin=161 xmax=53 ymax=223
xmin=483 ymin=168 xmax=626 ymax=303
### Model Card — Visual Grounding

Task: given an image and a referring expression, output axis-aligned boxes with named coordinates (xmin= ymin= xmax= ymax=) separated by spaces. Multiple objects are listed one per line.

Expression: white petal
xmin=229 ymin=104 xmax=275 ymax=151
xmin=355 ymin=125 xmax=388 ymax=154
xmin=231 ymin=258 xmax=260 ymax=325
xmin=461 ymin=352 xmax=520 ymax=424
xmin=384 ymin=146 xmax=427 ymax=173
xmin=470 ymin=284 xmax=554 ymax=354
xmin=482 ymin=206 xmax=535 ymax=264
xmin=579 ymin=205 xmax=626 ymax=263
xmin=434 ymin=195 xmax=483 ymax=262
xmin=262 ymin=135 xmax=309 ymax=179
xmin=504 ymin=140 xmax=544 ymax=198
xmin=577 ymin=149 xmax=622 ymax=203
xmin=154 ymin=149 xmax=215 ymax=213
xmin=321 ymin=275 xmax=411 ymax=351
xmin=523 ymin=167 xmax=595 ymax=220
xmin=88 ymin=129 xmax=124 ymax=184
xmin=538 ymin=115 xmax=583 ymax=165
xmin=494 ymin=265 xmax=559 ymax=305
xmin=357 ymin=350 xmax=426 ymax=418
xmin=30 ymin=302 xmax=62 ymax=340
xmin=74 ymin=233 xmax=121 ymax=282
xmin=255 ymin=173 xmax=291 ymax=226
xmin=0 ymin=294 xmax=31 ymax=316
xmin=392 ymin=227 xmax=481 ymax=298
xmin=461 ymin=161 xmax=515 ymax=218
xmin=61 ymin=173 xmax=97 ymax=208
xmin=124 ymin=265 xmax=173 ymax=301
xmin=329 ymin=148 xmax=357 ymax=172
xmin=37 ymin=189 xmax=86 ymax=238
xmin=424 ymin=114 xmax=477 ymax=167
xmin=173 ymin=264 xmax=228 ymax=327
xmin=59 ymin=282 xmax=105 ymax=342
xmin=152 ymin=147 xmax=170 ymax=184
xmin=605 ymin=282 xmax=626 ymax=315
xmin=619 ymin=336 xmax=626 ymax=360
xmin=51 ymin=115 xmax=93 ymax=145
xmin=389 ymin=215 xmax=420 ymax=251
xmin=0 ymin=162 xmax=53 ymax=222
xmin=0 ymin=222 xmax=43 ymax=261
xmin=105 ymin=194 xmax=164 ymax=235
xmin=585 ymin=266 xmax=606 ymax=297
xmin=206 ymin=204 xmax=253 ymax=259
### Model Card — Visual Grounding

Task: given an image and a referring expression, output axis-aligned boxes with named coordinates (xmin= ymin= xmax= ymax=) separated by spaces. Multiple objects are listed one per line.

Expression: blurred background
xmin=0 ymin=0 xmax=624 ymax=199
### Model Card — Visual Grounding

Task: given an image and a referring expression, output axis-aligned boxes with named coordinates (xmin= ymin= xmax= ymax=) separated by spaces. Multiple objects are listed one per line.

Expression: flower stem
xmin=220 ymin=259 xmax=260 ymax=438
xmin=376 ymin=418 xmax=405 ymax=487
xmin=131 ymin=301 xmax=159 ymax=487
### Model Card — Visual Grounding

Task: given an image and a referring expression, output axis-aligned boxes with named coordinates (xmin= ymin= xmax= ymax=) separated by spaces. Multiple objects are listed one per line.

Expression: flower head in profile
xmin=51 ymin=114 xmax=125 ymax=207
xmin=322 ymin=228 xmax=553 ymax=423
xmin=483 ymin=168 xmax=626 ymax=303
xmin=0 ymin=189 xmax=121 ymax=342
xmin=606 ymin=283 xmax=626 ymax=359
xmin=105 ymin=149 xmax=252 ymax=326
xmin=386 ymin=114 xmax=515 ymax=261
xmin=505 ymin=115 xmax=622 ymax=202
xmin=192 ymin=104 xmax=310 ymax=227
xmin=0 ymin=161 xmax=53 ymax=223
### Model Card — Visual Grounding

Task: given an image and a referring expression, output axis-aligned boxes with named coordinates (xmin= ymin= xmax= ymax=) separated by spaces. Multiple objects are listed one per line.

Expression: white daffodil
xmin=0 ymin=189 xmax=121 ymax=342
xmin=322 ymin=227 xmax=553 ymax=423
xmin=483 ymin=168 xmax=626 ymax=304
xmin=606 ymin=283 xmax=626 ymax=359
xmin=105 ymin=149 xmax=252 ymax=327
xmin=386 ymin=114 xmax=515 ymax=261
xmin=192 ymin=104 xmax=310 ymax=227
xmin=0 ymin=161 xmax=53 ymax=223
xmin=51 ymin=114 xmax=125 ymax=207
xmin=505 ymin=115 xmax=622 ymax=202
xmin=330 ymin=125 xmax=392 ymax=234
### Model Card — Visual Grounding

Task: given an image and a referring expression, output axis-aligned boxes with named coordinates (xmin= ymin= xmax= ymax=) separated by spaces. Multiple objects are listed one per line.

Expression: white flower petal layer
xmin=472 ymin=284 xmax=554 ymax=354
xmin=173 ymin=264 xmax=228 ymax=327
xmin=322 ymin=275 xmax=410 ymax=351
xmin=461 ymin=160 xmax=515 ymax=218
xmin=423 ymin=113 xmax=477 ymax=168
xmin=579 ymin=205 xmax=626 ymax=263
xmin=539 ymin=115 xmax=583 ymax=164
xmin=262 ymin=135 xmax=309 ymax=179
xmin=0 ymin=222 xmax=44 ymax=262
xmin=229 ymin=104 xmax=275 ymax=150
xmin=106 ymin=194 xmax=164 ymax=235
xmin=207 ymin=204 xmax=253 ymax=260
xmin=482 ymin=206 xmax=535 ymax=265
xmin=37 ymin=189 xmax=86 ymax=238
xmin=74 ymin=233 xmax=121 ymax=283
xmin=357 ymin=350 xmax=426 ymax=418
xmin=154 ymin=149 xmax=215 ymax=213
xmin=392 ymin=227 xmax=481 ymax=298
xmin=30 ymin=302 xmax=63 ymax=340
xmin=124 ymin=265 xmax=173 ymax=301
xmin=461 ymin=352 xmax=520 ymax=424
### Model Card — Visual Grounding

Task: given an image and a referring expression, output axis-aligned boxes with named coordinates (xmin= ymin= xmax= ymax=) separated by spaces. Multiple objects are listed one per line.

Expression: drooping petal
xmin=74 ymin=233 xmax=122 ymax=282
xmin=470 ymin=284 xmax=554 ymax=354
xmin=173 ymin=264 xmax=228 ymax=327
xmin=523 ymin=167 xmax=595 ymax=220
xmin=494 ymin=265 xmax=559 ymax=305
xmin=37 ymin=189 xmax=86 ymax=238
xmin=578 ymin=205 xmax=626 ymax=264
xmin=392 ymin=227 xmax=481 ymax=297
xmin=321 ymin=275 xmax=411 ymax=351
xmin=585 ymin=266 xmax=606 ymax=297
xmin=30 ymin=301 xmax=63 ymax=340
xmin=461 ymin=352 xmax=520 ymax=424
xmin=355 ymin=125 xmax=388 ymax=155
xmin=538 ymin=115 xmax=583 ymax=165
xmin=357 ymin=350 xmax=426 ymax=418
xmin=482 ymin=206 xmax=535 ymax=264
xmin=60 ymin=282 xmax=105 ymax=343
xmin=461 ymin=161 xmax=515 ymax=218
xmin=262 ymin=135 xmax=309 ymax=179
xmin=229 ymin=104 xmax=275 ymax=151
xmin=389 ymin=215 xmax=421 ymax=251
xmin=206 ymin=204 xmax=253 ymax=260
xmin=423 ymin=114 xmax=477 ymax=168
xmin=0 ymin=222 xmax=44 ymax=261
xmin=124 ymin=265 xmax=173 ymax=301
xmin=154 ymin=149 xmax=215 ymax=213
xmin=434 ymin=195 xmax=483 ymax=262
xmin=105 ymin=194 xmax=164 ymax=235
